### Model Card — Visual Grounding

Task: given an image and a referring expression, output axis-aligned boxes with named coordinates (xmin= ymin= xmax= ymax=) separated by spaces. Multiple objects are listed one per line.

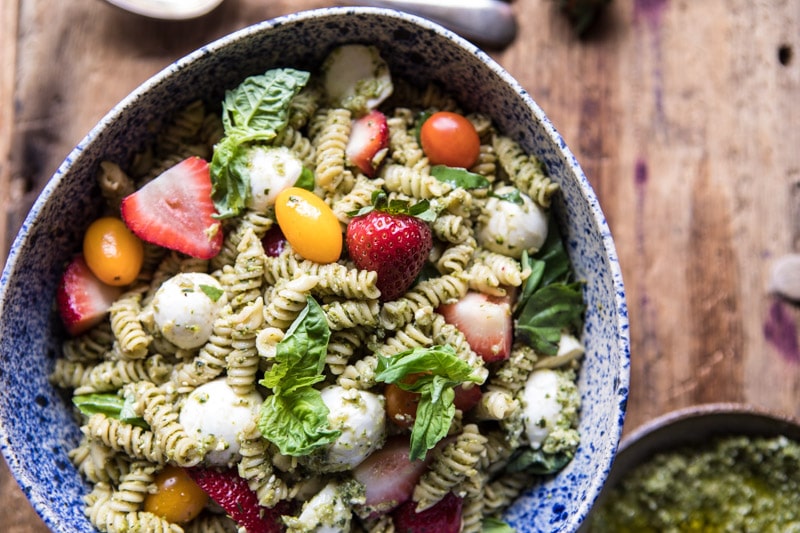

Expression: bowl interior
xmin=0 ymin=8 xmax=629 ymax=532
xmin=579 ymin=403 xmax=800 ymax=531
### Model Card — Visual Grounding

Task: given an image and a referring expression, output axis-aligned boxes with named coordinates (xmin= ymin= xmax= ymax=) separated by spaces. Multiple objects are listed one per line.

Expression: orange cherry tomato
xmin=385 ymin=383 xmax=420 ymax=428
xmin=143 ymin=465 xmax=208 ymax=524
xmin=420 ymin=111 xmax=481 ymax=169
xmin=274 ymin=187 xmax=343 ymax=263
xmin=82 ymin=216 xmax=144 ymax=286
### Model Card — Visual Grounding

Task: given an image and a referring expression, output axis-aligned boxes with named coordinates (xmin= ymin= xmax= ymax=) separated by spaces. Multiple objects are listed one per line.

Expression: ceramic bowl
xmin=580 ymin=403 xmax=800 ymax=531
xmin=0 ymin=7 xmax=629 ymax=532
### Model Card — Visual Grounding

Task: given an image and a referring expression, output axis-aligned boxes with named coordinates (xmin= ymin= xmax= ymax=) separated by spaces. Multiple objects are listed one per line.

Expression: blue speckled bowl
xmin=0 ymin=8 xmax=629 ymax=532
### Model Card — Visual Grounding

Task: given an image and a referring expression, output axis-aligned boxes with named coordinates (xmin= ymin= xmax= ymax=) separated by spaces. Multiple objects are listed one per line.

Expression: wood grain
xmin=2 ymin=0 xmax=800 ymax=530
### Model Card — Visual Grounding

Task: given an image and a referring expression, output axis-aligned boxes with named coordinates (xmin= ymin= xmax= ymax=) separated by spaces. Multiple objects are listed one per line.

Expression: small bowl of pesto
xmin=582 ymin=403 xmax=800 ymax=532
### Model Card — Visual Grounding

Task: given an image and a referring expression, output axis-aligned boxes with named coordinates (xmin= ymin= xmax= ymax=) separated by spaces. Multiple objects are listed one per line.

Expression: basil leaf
xmin=258 ymin=296 xmax=338 ymax=456
xmin=431 ymin=165 xmax=490 ymax=190
xmin=210 ymin=135 xmax=251 ymax=219
xmin=375 ymin=345 xmax=482 ymax=459
xmin=515 ymin=282 xmax=585 ymax=354
xmin=410 ymin=382 xmax=455 ymax=461
xmin=73 ymin=393 xmax=148 ymax=428
xmin=221 ymin=68 xmax=310 ymax=141
xmin=199 ymin=284 xmax=224 ymax=302
xmin=258 ymin=388 xmax=340 ymax=456
xmin=482 ymin=517 xmax=517 ymax=533
xmin=295 ymin=166 xmax=316 ymax=191
xmin=492 ymin=188 xmax=524 ymax=205
xmin=211 ymin=68 xmax=310 ymax=218
xmin=506 ymin=447 xmax=574 ymax=475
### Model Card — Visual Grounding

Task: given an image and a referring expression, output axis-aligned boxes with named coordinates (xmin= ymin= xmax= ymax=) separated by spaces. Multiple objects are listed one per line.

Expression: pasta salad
xmin=52 ymin=44 xmax=586 ymax=533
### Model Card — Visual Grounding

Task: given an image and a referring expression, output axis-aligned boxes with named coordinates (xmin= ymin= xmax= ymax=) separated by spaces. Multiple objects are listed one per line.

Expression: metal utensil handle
xmin=339 ymin=0 xmax=517 ymax=50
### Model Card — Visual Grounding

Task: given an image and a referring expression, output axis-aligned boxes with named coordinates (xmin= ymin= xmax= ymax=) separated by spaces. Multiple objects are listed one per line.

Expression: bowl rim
xmin=0 ymin=7 xmax=630 ymax=532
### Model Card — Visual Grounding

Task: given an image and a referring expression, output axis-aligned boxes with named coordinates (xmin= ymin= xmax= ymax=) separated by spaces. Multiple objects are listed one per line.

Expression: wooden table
xmin=2 ymin=0 xmax=799 ymax=530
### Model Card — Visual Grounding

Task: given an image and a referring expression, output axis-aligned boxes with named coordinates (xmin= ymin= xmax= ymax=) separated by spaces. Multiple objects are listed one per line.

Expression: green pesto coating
xmin=588 ymin=435 xmax=800 ymax=533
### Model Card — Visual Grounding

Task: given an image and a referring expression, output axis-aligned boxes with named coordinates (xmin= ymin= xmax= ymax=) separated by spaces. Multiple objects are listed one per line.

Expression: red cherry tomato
xmin=385 ymin=383 xmax=420 ymax=428
xmin=420 ymin=111 xmax=481 ymax=169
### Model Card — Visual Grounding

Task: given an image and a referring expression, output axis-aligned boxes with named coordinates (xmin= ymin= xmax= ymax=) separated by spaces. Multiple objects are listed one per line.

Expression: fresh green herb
xmin=506 ymin=447 xmax=574 ymax=475
xmin=348 ymin=190 xmax=437 ymax=222
xmin=515 ymin=217 xmax=584 ymax=354
xmin=211 ymin=68 xmax=310 ymax=219
xmin=258 ymin=296 xmax=340 ymax=456
xmin=295 ymin=166 xmax=316 ymax=192
xmin=481 ymin=517 xmax=517 ymax=533
xmin=199 ymin=284 xmax=224 ymax=302
xmin=73 ymin=393 xmax=148 ymax=428
xmin=375 ymin=345 xmax=483 ymax=460
xmin=492 ymin=188 xmax=524 ymax=205
xmin=431 ymin=165 xmax=490 ymax=190
xmin=414 ymin=110 xmax=433 ymax=144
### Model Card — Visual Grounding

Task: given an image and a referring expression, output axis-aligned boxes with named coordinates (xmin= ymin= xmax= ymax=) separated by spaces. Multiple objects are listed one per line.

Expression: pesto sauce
xmin=588 ymin=435 xmax=800 ymax=532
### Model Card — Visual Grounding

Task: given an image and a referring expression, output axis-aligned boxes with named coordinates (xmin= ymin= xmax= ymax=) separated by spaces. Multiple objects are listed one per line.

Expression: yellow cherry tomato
xmin=143 ymin=466 xmax=208 ymax=525
xmin=82 ymin=216 xmax=144 ymax=286
xmin=274 ymin=187 xmax=343 ymax=263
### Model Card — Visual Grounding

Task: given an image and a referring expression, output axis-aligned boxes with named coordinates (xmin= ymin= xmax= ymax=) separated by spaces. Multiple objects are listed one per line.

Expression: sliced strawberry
xmin=352 ymin=436 xmax=434 ymax=518
xmin=438 ymin=291 xmax=513 ymax=362
xmin=346 ymin=110 xmax=389 ymax=177
xmin=453 ymin=383 xmax=483 ymax=412
xmin=120 ymin=156 xmax=223 ymax=259
xmin=392 ymin=490 xmax=463 ymax=533
xmin=261 ymin=225 xmax=288 ymax=257
xmin=57 ymin=255 xmax=122 ymax=336
xmin=346 ymin=208 xmax=432 ymax=301
xmin=186 ymin=467 xmax=289 ymax=533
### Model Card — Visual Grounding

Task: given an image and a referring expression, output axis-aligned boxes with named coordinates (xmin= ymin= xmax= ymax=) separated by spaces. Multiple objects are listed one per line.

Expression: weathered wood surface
xmin=1 ymin=0 xmax=799 ymax=529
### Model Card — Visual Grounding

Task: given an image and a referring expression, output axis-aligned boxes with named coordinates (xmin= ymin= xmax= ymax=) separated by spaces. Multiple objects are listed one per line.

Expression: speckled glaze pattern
xmin=0 ymin=8 xmax=629 ymax=532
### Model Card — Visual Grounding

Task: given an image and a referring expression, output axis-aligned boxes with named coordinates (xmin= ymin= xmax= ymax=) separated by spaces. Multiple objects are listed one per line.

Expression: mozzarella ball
xmin=283 ymin=481 xmax=363 ymax=533
xmin=246 ymin=146 xmax=304 ymax=212
xmin=521 ymin=369 xmax=563 ymax=449
xmin=306 ymin=386 xmax=386 ymax=472
xmin=179 ymin=378 xmax=263 ymax=467
xmin=152 ymin=273 xmax=226 ymax=349
xmin=322 ymin=44 xmax=393 ymax=114
xmin=477 ymin=186 xmax=548 ymax=259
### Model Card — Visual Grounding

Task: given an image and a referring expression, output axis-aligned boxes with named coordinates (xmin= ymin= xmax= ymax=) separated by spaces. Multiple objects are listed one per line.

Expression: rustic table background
xmin=2 ymin=0 xmax=799 ymax=530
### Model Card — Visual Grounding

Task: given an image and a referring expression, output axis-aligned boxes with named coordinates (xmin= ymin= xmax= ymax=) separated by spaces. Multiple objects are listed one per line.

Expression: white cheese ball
xmin=322 ymin=44 xmax=393 ymax=114
xmin=477 ymin=186 xmax=548 ymax=259
xmin=179 ymin=378 xmax=263 ymax=467
xmin=245 ymin=146 xmax=304 ymax=212
xmin=152 ymin=272 xmax=226 ymax=349
xmin=312 ymin=386 xmax=386 ymax=472
xmin=283 ymin=481 xmax=363 ymax=533
xmin=521 ymin=369 xmax=563 ymax=449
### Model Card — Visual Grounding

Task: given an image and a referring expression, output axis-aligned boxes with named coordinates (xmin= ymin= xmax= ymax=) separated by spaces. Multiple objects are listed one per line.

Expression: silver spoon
xmin=338 ymin=0 xmax=517 ymax=50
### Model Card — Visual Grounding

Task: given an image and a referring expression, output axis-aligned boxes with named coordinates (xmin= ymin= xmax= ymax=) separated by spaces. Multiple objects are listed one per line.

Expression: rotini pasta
xmin=53 ymin=44 xmax=584 ymax=533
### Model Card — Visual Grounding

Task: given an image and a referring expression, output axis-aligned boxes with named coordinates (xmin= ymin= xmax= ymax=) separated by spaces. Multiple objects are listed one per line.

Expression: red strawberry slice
xmin=392 ymin=490 xmax=463 ymax=533
xmin=120 ymin=156 xmax=223 ymax=259
xmin=186 ymin=467 xmax=290 ymax=533
xmin=352 ymin=436 xmax=434 ymax=518
xmin=57 ymin=254 xmax=122 ymax=336
xmin=346 ymin=110 xmax=389 ymax=177
xmin=346 ymin=209 xmax=432 ymax=301
xmin=438 ymin=291 xmax=513 ymax=362
xmin=453 ymin=383 xmax=483 ymax=412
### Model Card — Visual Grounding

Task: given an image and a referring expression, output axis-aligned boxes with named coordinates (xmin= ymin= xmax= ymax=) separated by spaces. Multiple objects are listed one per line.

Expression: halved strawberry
xmin=438 ymin=291 xmax=513 ymax=362
xmin=57 ymin=254 xmax=122 ymax=336
xmin=453 ymin=383 xmax=483 ymax=412
xmin=120 ymin=156 xmax=223 ymax=259
xmin=391 ymin=490 xmax=463 ymax=533
xmin=352 ymin=436 xmax=434 ymax=518
xmin=186 ymin=467 xmax=290 ymax=533
xmin=346 ymin=204 xmax=432 ymax=301
xmin=346 ymin=110 xmax=389 ymax=177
